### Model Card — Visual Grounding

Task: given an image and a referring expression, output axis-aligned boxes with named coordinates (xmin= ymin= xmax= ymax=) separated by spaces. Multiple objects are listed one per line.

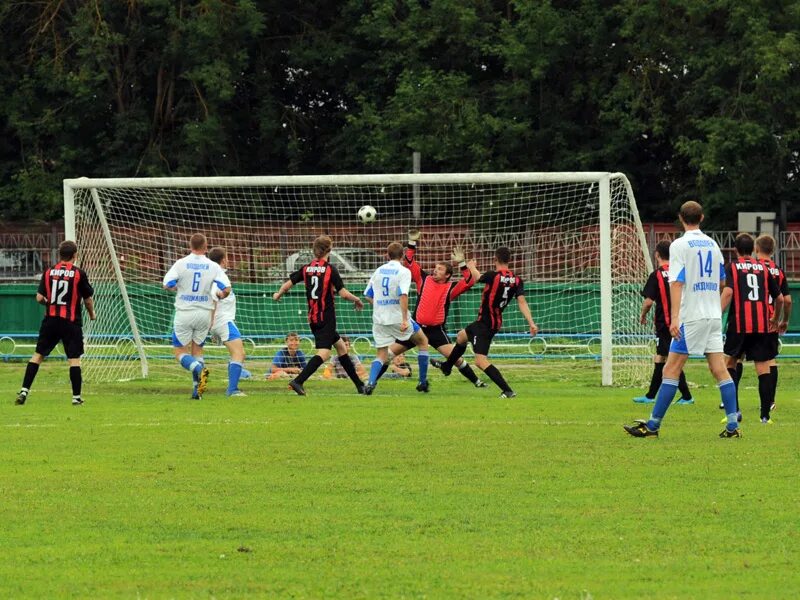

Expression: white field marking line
xmin=3 ymin=419 xmax=274 ymax=429
xmin=4 ymin=418 xmax=604 ymax=429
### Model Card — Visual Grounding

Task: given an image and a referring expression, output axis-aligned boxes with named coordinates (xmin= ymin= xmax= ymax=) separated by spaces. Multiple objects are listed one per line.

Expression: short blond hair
xmin=755 ymin=234 xmax=775 ymax=256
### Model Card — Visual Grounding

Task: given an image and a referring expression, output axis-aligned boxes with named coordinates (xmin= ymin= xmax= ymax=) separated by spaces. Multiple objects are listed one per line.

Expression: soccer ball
xmin=357 ymin=205 xmax=377 ymax=223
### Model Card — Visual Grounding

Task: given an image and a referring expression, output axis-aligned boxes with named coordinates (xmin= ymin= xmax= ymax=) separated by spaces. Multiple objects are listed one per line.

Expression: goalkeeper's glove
xmin=451 ymin=246 xmax=467 ymax=269
xmin=407 ymin=228 xmax=421 ymax=247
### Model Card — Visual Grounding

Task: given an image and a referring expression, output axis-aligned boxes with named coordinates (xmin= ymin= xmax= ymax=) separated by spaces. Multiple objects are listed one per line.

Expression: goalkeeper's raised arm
xmin=449 ymin=248 xmax=480 ymax=300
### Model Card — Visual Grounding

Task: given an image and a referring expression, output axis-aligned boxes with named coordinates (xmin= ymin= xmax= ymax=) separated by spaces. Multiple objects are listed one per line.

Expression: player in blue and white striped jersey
xmin=163 ymin=233 xmax=231 ymax=399
xmin=208 ymin=246 xmax=248 ymax=397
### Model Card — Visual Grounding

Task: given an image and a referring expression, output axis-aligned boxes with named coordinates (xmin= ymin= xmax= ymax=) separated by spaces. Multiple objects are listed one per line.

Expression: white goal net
xmin=65 ymin=173 xmax=653 ymax=386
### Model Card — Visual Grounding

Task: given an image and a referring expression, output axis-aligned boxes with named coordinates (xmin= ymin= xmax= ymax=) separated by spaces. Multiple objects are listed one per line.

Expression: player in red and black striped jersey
xmin=401 ymin=230 xmax=486 ymax=387
xmin=633 ymin=241 xmax=693 ymax=404
xmin=755 ymin=234 xmax=792 ymax=420
xmin=15 ymin=240 xmax=96 ymax=406
xmin=439 ymin=247 xmax=538 ymax=397
xmin=272 ymin=235 xmax=365 ymax=395
xmin=721 ymin=233 xmax=783 ymax=422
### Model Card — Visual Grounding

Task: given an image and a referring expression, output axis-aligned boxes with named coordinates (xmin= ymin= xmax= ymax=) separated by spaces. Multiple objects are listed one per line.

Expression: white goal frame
xmin=64 ymin=172 xmax=652 ymax=386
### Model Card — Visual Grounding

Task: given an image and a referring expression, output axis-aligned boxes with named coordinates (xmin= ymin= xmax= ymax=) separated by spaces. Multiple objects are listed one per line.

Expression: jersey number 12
xmin=50 ymin=280 xmax=69 ymax=306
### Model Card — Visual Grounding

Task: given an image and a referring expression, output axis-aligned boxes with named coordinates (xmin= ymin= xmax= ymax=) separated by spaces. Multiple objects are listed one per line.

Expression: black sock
xmin=457 ymin=361 xmax=479 ymax=384
xmin=646 ymin=362 xmax=665 ymax=398
xmin=758 ymin=372 xmax=772 ymax=419
xmin=337 ymin=353 xmax=363 ymax=390
xmin=377 ymin=361 xmax=390 ymax=381
xmin=443 ymin=343 xmax=467 ymax=369
xmin=295 ymin=355 xmax=324 ymax=385
xmin=727 ymin=367 xmax=740 ymax=411
xmin=22 ymin=361 xmax=40 ymax=391
xmin=735 ymin=362 xmax=743 ymax=384
xmin=483 ymin=364 xmax=511 ymax=393
xmin=770 ymin=365 xmax=778 ymax=403
xmin=678 ymin=371 xmax=692 ymax=400
xmin=69 ymin=366 xmax=82 ymax=397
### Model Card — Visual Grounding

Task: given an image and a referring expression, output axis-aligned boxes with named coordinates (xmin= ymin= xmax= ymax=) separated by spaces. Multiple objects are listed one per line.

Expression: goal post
xmin=64 ymin=172 xmax=653 ymax=386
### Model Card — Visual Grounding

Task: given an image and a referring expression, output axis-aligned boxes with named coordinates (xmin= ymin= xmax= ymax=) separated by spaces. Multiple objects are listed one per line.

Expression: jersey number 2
xmin=310 ymin=276 xmax=319 ymax=300
xmin=50 ymin=280 xmax=69 ymax=305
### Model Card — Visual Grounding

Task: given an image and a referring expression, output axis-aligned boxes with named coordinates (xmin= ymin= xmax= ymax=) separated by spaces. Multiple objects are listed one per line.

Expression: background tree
xmin=0 ymin=0 xmax=797 ymax=225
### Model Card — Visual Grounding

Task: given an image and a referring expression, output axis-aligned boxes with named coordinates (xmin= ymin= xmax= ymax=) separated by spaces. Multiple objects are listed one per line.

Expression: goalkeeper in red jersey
xmin=403 ymin=229 xmax=488 ymax=387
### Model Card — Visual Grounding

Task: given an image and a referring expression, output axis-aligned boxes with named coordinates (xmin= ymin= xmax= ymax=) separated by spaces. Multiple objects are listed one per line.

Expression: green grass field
xmin=1 ymin=359 xmax=798 ymax=598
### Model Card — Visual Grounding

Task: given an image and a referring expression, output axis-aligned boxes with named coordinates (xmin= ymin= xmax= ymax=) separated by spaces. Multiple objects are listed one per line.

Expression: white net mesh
xmin=69 ymin=174 xmax=652 ymax=385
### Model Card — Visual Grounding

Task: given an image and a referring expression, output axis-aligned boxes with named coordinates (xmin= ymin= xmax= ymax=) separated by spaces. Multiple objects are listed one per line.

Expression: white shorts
xmin=372 ymin=319 xmax=421 ymax=348
xmin=171 ymin=309 xmax=213 ymax=348
xmin=669 ymin=318 xmax=724 ymax=356
xmin=210 ymin=318 xmax=242 ymax=343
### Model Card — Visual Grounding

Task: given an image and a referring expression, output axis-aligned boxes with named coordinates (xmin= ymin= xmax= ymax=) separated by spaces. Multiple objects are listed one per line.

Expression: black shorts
xmin=35 ymin=317 xmax=84 ymax=359
xmin=767 ymin=332 xmax=780 ymax=357
xmin=724 ymin=331 xmax=777 ymax=362
xmin=655 ymin=327 xmax=672 ymax=357
xmin=394 ymin=336 xmax=418 ymax=350
xmin=465 ymin=321 xmax=497 ymax=356
xmin=422 ymin=325 xmax=451 ymax=349
xmin=310 ymin=320 xmax=340 ymax=350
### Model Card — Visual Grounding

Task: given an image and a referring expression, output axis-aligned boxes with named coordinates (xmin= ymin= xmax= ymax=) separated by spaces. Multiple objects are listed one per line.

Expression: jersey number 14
xmin=697 ymin=250 xmax=713 ymax=278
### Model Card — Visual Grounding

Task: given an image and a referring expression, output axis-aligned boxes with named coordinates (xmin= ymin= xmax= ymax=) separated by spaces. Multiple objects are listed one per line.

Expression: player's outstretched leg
xmin=474 ymin=355 xmax=514 ymax=397
xmin=337 ymin=353 xmax=365 ymax=393
xmin=364 ymin=348 xmax=390 ymax=395
xmin=457 ymin=360 xmax=486 ymax=387
xmin=290 ymin=354 xmax=327 ymax=395
xmin=441 ymin=343 xmax=467 ymax=377
xmin=16 ymin=357 xmax=42 ymax=405
xmin=436 ymin=343 xmax=485 ymax=387
xmin=332 ymin=339 xmax=365 ymax=393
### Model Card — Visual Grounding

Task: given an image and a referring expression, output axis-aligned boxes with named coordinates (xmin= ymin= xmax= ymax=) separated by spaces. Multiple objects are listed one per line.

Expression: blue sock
xmin=719 ymin=379 xmax=739 ymax=430
xmin=228 ymin=361 xmax=243 ymax=394
xmin=191 ymin=358 xmax=204 ymax=382
xmin=179 ymin=354 xmax=194 ymax=371
xmin=417 ymin=350 xmax=429 ymax=384
xmin=647 ymin=378 xmax=679 ymax=430
xmin=179 ymin=354 xmax=202 ymax=381
xmin=369 ymin=360 xmax=384 ymax=386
